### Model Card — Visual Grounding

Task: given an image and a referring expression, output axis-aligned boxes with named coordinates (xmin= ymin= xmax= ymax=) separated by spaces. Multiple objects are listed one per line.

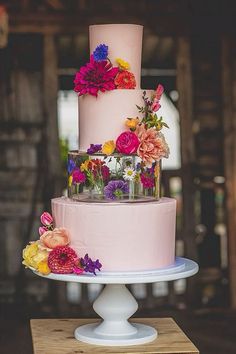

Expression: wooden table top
xmin=30 ymin=317 xmax=199 ymax=354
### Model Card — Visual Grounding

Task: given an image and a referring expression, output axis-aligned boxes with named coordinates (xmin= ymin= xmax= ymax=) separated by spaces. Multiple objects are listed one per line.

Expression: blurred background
xmin=1 ymin=0 xmax=236 ymax=353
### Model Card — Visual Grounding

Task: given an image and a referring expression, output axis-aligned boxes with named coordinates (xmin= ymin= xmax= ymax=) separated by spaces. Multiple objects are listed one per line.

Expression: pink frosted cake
xmin=51 ymin=24 xmax=176 ymax=272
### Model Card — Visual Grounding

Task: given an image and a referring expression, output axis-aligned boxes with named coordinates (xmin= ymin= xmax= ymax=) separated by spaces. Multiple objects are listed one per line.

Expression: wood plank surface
xmin=30 ymin=318 xmax=199 ymax=354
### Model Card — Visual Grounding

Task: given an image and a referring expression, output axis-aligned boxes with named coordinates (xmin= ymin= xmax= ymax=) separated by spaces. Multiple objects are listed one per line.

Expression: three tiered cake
xmin=52 ymin=24 xmax=176 ymax=272
xmin=22 ymin=24 xmax=176 ymax=275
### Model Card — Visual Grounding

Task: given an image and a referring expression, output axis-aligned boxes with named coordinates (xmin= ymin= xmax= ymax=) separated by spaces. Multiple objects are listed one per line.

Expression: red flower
xmin=116 ymin=131 xmax=140 ymax=154
xmin=48 ymin=246 xmax=78 ymax=274
xmin=74 ymin=55 xmax=119 ymax=97
xmin=115 ymin=70 xmax=136 ymax=89
xmin=72 ymin=169 xmax=86 ymax=183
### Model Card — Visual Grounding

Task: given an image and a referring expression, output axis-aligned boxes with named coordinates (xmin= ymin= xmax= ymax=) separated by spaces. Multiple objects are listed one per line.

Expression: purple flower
xmin=104 ymin=180 xmax=129 ymax=200
xmin=87 ymin=144 xmax=102 ymax=154
xmin=80 ymin=254 xmax=102 ymax=275
xmin=93 ymin=44 xmax=108 ymax=61
xmin=67 ymin=159 xmax=76 ymax=174
xmin=72 ymin=169 xmax=86 ymax=183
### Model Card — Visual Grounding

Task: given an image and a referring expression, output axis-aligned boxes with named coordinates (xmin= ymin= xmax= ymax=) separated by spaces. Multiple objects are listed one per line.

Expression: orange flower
xmin=135 ymin=124 xmax=169 ymax=166
xmin=115 ymin=70 xmax=136 ymax=89
xmin=125 ymin=117 xmax=139 ymax=131
xmin=40 ymin=228 xmax=70 ymax=249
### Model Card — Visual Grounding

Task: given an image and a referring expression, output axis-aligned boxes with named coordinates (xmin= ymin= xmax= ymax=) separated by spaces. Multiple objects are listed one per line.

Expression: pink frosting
xmin=78 ymin=89 xmax=153 ymax=151
xmin=89 ymin=24 xmax=143 ymax=88
xmin=51 ymin=197 xmax=176 ymax=272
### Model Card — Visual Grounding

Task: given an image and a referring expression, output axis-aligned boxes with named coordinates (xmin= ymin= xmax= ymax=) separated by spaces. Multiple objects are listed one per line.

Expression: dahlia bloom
xmin=115 ymin=70 xmax=136 ymax=89
xmin=116 ymin=131 xmax=140 ymax=154
xmin=74 ymin=55 xmax=119 ymax=97
xmin=104 ymin=180 xmax=129 ymax=200
xmin=136 ymin=124 xmax=170 ymax=166
xmin=48 ymin=246 xmax=78 ymax=274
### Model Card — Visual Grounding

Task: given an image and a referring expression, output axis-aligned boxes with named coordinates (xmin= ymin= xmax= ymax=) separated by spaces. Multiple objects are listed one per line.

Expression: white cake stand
xmin=34 ymin=257 xmax=198 ymax=346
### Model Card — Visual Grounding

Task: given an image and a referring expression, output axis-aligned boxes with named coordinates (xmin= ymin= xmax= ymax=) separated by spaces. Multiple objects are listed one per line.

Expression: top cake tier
xmin=89 ymin=24 xmax=143 ymax=88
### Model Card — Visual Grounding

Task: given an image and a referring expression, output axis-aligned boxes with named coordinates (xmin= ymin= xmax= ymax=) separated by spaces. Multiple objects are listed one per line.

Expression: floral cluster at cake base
xmin=74 ymin=44 xmax=136 ymax=96
xmin=22 ymin=212 xmax=102 ymax=275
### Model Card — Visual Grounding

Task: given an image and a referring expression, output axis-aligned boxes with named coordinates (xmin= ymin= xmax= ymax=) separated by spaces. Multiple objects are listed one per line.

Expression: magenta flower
xmin=74 ymin=55 xmax=119 ymax=97
xmin=72 ymin=169 xmax=86 ymax=184
xmin=116 ymin=131 xmax=140 ymax=154
xmin=40 ymin=212 xmax=53 ymax=227
xmin=140 ymin=173 xmax=155 ymax=188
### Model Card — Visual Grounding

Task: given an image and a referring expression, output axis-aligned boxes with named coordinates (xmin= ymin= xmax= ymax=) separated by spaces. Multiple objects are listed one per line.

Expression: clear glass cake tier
xmin=67 ymin=151 xmax=161 ymax=203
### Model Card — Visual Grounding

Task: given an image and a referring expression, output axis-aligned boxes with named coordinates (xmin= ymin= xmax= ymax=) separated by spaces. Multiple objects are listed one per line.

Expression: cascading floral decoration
xmin=22 ymin=212 xmax=102 ymax=275
xmin=74 ymin=43 xmax=136 ymax=96
xmin=67 ymin=84 xmax=169 ymax=200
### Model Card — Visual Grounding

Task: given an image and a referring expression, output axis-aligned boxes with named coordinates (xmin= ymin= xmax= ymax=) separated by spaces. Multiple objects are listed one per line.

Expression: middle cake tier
xmin=78 ymin=89 xmax=153 ymax=152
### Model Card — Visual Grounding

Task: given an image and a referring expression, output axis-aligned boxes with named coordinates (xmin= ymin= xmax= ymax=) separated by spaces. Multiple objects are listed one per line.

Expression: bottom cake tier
xmin=51 ymin=197 xmax=176 ymax=272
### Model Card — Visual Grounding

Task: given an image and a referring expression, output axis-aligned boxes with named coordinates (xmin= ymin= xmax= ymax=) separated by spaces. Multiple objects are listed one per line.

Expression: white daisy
xmin=123 ymin=167 xmax=136 ymax=181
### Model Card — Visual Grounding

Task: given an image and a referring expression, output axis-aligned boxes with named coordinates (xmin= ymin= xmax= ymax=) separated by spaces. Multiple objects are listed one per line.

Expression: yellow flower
xmin=68 ymin=175 xmax=73 ymax=187
xmin=102 ymin=140 xmax=115 ymax=155
xmin=80 ymin=160 xmax=90 ymax=171
xmin=125 ymin=117 xmax=139 ymax=131
xmin=22 ymin=242 xmax=49 ymax=271
xmin=38 ymin=260 xmax=51 ymax=275
xmin=116 ymin=58 xmax=130 ymax=70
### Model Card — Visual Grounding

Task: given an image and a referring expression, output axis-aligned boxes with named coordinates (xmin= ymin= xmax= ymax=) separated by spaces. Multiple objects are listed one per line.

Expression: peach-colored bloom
xmin=135 ymin=124 xmax=169 ymax=166
xmin=40 ymin=228 xmax=70 ymax=249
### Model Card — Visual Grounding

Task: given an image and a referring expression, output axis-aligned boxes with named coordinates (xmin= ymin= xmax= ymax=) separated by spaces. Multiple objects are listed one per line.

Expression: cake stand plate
xmin=33 ymin=257 xmax=198 ymax=346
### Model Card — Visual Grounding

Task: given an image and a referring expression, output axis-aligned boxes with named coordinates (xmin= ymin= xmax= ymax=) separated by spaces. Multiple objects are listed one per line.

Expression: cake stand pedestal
xmin=34 ymin=257 xmax=198 ymax=346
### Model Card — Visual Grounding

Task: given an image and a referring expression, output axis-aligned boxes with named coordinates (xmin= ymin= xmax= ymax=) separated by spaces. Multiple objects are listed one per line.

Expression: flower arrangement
xmin=22 ymin=212 xmax=102 ymax=275
xmin=74 ymin=44 xmax=136 ymax=96
xmin=82 ymin=84 xmax=169 ymax=167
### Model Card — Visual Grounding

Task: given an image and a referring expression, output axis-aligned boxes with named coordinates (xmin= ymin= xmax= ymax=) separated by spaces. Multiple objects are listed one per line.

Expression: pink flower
xmin=40 ymin=228 xmax=70 ymax=249
xmin=40 ymin=212 xmax=53 ymax=227
xmin=140 ymin=174 xmax=155 ymax=188
xmin=116 ymin=131 xmax=140 ymax=154
xmin=48 ymin=246 xmax=78 ymax=274
xmin=151 ymin=101 xmax=161 ymax=112
xmin=155 ymin=84 xmax=164 ymax=101
xmin=39 ymin=226 xmax=48 ymax=236
xmin=74 ymin=55 xmax=119 ymax=97
xmin=136 ymin=124 xmax=169 ymax=166
xmin=72 ymin=169 xmax=86 ymax=183
xmin=151 ymin=84 xmax=164 ymax=112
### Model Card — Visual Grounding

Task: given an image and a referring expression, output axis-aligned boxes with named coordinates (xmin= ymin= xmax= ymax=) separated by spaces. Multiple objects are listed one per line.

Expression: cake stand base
xmin=75 ymin=283 xmax=157 ymax=346
xmin=75 ymin=323 xmax=157 ymax=346
xmin=33 ymin=257 xmax=199 ymax=346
